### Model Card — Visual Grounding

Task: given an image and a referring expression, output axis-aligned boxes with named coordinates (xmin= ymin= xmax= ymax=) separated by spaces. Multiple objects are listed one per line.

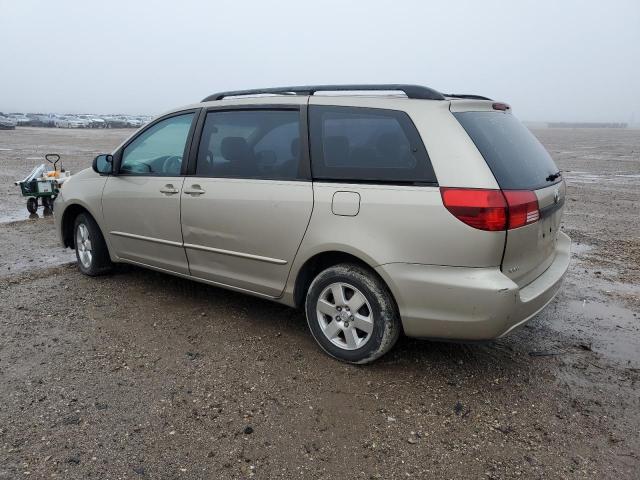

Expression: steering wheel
xmin=162 ymin=155 xmax=182 ymax=175
xmin=125 ymin=161 xmax=152 ymax=173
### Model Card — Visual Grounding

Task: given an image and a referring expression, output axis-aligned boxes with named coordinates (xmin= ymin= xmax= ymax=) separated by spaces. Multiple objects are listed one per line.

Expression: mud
xmin=0 ymin=127 xmax=639 ymax=479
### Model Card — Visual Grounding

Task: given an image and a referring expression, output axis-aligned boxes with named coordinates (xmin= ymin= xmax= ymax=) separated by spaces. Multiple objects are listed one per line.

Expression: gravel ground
xmin=0 ymin=127 xmax=639 ymax=479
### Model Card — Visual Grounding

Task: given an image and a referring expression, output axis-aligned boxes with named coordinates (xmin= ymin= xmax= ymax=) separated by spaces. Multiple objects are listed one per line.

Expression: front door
xmin=180 ymin=107 xmax=313 ymax=297
xmin=102 ymin=111 xmax=196 ymax=274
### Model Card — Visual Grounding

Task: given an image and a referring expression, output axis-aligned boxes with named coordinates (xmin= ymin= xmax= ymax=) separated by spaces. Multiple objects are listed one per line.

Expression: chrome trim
xmin=110 ymin=231 xmax=287 ymax=265
xmin=183 ymin=243 xmax=287 ymax=265
xmin=110 ymin=231 xmax=183 ymax=248
xmin=539 ymin=197 xmax=565 ymax=219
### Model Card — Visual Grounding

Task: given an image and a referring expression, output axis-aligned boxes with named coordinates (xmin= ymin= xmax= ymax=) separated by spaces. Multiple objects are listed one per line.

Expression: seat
xmin=323 ymin=136 xmax=350 ymax=166
xmin=276 ymin=137 xmax=300 ymax=178
xmin=219 ymin=136 xmax=256 ymax=177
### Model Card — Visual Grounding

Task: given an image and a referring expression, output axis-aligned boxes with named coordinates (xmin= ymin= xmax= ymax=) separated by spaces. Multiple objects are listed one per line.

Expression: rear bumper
xmin=376 ymin=231 xmax=571 ymax=340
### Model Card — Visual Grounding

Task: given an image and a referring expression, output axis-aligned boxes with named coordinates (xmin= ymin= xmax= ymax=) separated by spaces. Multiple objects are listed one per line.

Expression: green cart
xmin=15 ymin=154 xmax=69 ymax=214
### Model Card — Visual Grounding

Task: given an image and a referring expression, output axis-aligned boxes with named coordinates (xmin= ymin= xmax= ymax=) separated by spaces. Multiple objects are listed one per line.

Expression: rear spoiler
xmin=449 ymin=99 xmax=511 ymax=113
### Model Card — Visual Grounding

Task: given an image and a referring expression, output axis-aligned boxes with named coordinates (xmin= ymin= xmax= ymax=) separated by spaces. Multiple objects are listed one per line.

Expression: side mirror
xmin=93 ymin=154 xmax=113 ymax=175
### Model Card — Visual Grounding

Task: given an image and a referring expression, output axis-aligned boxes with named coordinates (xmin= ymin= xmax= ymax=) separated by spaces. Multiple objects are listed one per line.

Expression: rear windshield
xmin=454 ymin=112 xmax=560 ymax=190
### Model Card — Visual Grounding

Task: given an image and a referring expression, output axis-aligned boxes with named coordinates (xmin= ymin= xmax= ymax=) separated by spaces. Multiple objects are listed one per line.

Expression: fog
xmin=1 ymin=0 xmax=638 ymax=122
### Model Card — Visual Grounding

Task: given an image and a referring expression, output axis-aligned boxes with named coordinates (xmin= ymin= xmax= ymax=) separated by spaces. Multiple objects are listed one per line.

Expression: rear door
xmin=180 ymin=104 xmax=313 ymax=297
xmin=453 ymin=110 xmax=565 ymax=286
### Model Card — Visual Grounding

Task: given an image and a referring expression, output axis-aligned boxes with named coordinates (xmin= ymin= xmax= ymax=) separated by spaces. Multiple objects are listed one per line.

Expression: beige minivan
xmin=54 ymin=84 xmax=570 ymax=363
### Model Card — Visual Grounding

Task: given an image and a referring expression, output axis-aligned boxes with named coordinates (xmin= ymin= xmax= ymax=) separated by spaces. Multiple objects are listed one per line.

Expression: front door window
xmin=121 ymin=113 xmax=194 ymax=175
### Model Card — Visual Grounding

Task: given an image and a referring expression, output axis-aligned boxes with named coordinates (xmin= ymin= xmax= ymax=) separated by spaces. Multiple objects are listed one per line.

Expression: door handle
xmin=159 ymin=184 xmax=179 ymax=195
xmin=184 ymin=184 xmax=205 ymax=195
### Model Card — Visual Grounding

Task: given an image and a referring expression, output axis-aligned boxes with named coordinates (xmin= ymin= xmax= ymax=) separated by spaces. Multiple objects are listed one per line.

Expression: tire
xmin=73 ymin=213 xmax=112 ymax=276
xmin=305 ymin=263 xmax=400 ymax=364
xmin=26 ymin=197 xmax=38 ymax=214
xmin=41 ymin=196 xmax=54 ymax=210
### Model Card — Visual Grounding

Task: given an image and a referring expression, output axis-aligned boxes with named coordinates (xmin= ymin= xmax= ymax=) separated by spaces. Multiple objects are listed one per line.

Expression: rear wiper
xmin=546 ymin=171 xmax=562 ymax=182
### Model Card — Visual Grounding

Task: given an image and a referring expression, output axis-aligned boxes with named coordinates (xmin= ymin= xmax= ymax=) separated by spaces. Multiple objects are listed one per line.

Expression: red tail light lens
xmin=440 ymin=188 xmax=507 ymax=231
xmin=502 ymin=190 xmax=539 ymax=228
xmin=440 ymin=188 xmax=540 ymax=231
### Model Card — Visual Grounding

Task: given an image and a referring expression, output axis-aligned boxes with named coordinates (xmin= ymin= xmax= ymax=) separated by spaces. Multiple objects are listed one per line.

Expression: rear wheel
xmin=305 ymin=263 xmax=400 ymax=364
xmin=74 ymin=213 xmax=112 ymax=276
xmin=41 ymin=196 xmax=54 ymax=210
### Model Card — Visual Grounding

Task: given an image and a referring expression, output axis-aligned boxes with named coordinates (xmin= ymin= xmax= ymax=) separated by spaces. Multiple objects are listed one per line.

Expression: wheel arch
xmin=291 ymin=250 xmax=398 ymax=312
xmin=60 ymin=203 xmax=100 ymax=249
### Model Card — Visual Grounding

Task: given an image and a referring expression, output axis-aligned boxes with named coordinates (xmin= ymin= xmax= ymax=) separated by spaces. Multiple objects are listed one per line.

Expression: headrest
xmin=221 ymin=137 xmax=251 ymax=162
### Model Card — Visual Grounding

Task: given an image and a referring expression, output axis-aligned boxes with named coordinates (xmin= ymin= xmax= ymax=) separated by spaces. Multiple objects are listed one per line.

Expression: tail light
xmin=440 ymin=188 xmax=507 ymax=231
xmin=440 ymin=188 xmax=539 ymax=231
xmin=502 ymin=190 xmax=539 ymax=228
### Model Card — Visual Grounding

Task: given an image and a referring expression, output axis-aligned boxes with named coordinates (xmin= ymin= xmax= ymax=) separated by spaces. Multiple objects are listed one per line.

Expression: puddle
xmin=0 ymin=208 xmax=36 ymax=224
xmin=564 ymin=171 xmax=640 ymax=184
xmin=544 ymin=297 xmax=640 ymax=368
xmin=571 ymin=243 xmax=593 ymax=255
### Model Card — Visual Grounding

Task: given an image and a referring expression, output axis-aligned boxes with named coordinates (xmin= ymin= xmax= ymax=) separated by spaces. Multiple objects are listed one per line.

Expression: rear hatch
xmin=453 ymin=108 xmax=565 ymax=287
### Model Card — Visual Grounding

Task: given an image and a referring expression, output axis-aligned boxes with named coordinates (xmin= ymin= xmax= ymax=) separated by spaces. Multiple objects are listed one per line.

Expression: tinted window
xmin=454 ymin=112 xmax=560 ymax=190
xmin=309 ymin=106 xmax=436 ymax=183
xmin=121 ymin=113 xmax=194 ymax=175
xmin=196 ymin=110 xmax=301 ymax=179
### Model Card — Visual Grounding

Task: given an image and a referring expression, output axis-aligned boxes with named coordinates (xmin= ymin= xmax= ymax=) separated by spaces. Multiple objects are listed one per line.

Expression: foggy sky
xmin=1 ymin=0 xmax=639 ymax=122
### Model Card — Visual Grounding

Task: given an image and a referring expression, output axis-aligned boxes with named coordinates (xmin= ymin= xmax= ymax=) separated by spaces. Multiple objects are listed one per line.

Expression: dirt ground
xmin=0 ymin=127 xmax=639 ymax=479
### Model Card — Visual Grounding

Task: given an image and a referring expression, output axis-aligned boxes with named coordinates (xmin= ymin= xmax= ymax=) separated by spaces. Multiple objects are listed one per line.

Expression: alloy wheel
xmin=315 ymin=282 xmax=374 ymax=350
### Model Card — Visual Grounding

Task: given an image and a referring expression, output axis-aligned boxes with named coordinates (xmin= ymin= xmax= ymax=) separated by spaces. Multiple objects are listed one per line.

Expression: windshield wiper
xmin=546 ymin=171 xmax=562 ymax=182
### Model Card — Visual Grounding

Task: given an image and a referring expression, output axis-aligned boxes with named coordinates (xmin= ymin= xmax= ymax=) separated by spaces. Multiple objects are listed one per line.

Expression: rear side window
xmin=453 ymin=112 xmax=560 ymax=190
xmin=195 ymin=110 xmax=301 ymax=180
xmin=309 ymin=106 xmax=436 ymax=184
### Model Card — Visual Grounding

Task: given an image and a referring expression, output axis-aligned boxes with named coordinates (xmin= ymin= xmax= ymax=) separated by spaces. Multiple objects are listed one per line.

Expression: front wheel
xmin=305 ymin=263 xmax=400 ymax=364
xmin=74 ymin=213 xmax=112 ymax=276
xmin=26 ymin=197 xmax=38 ymax=214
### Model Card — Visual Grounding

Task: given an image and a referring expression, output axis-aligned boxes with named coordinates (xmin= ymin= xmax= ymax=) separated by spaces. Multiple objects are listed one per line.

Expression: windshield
xmin=454 ymin=111 xmax=560 ymax=190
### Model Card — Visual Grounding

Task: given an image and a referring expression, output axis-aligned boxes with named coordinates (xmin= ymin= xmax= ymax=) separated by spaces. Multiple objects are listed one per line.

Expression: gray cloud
xmin=1 ymin=0 xmax=638 ymax=122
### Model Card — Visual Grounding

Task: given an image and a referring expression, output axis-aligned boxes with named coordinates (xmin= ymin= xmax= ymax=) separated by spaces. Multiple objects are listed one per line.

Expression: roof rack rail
xmin=202 ymin=84 xmax=446 ymax=102
xmin=444 ymin=93 xmax=493 ymax=101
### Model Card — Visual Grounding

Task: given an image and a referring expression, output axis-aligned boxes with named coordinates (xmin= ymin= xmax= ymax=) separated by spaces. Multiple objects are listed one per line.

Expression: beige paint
xmin=102 ymin=176 xmax=189 ymax=274
xmin=55 ymin=93 xmax=570 ymax=341
xmin=180 ymin=178 xmax=312 ymax=296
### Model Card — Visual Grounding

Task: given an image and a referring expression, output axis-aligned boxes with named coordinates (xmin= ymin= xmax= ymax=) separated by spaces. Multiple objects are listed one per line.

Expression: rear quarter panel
xmin=282 ymin=97 xmax=509 ymax=305
xmin=294 ymin=182 xmax=506 ymax=269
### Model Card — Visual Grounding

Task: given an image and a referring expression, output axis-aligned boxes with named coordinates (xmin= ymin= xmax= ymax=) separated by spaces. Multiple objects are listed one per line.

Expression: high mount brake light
xmin=440 ymin=188 xmax=539 ymax=231
xmin=492 ymin=102 xmax=510 ymax=111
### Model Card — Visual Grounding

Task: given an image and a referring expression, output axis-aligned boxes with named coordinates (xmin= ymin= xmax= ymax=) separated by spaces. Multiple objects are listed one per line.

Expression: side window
xmin=309 ymin=106 xmax=436 ymax=184
xmin=195 ymin=110 xmax=301 ymax=180
xmin=120 ymin=113 xmax=194 ymax=175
